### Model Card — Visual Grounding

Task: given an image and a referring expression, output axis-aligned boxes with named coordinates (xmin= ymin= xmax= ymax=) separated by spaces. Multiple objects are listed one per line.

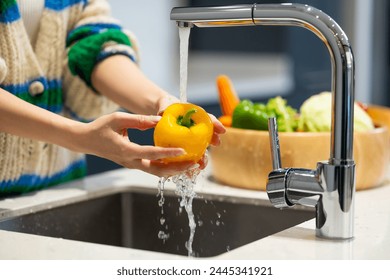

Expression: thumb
xmin=115 ymin=113 xmax=161 ymax=131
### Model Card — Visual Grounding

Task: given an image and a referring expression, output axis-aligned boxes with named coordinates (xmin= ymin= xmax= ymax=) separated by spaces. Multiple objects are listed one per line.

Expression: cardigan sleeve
xmin=66 ymin=0 xmax=140 ymax=89
xmin=62 ymin=0 xmax=140 ymax=121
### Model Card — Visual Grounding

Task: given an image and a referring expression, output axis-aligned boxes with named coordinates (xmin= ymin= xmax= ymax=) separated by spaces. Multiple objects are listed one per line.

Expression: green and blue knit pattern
xmin=67 ymin=22 xmax=135 ymax=88
xmin=0 ymin=0 xmax=19 ymax=23
xmin=0 ymin=0 xmax=88 ymax=23
xmin=0 ymin=160 xmax=87 ymax=196
xmin=1 ymin=78 xmax=63 ymax=113
xmin=0 ymin=0 xmax=135 ymax=195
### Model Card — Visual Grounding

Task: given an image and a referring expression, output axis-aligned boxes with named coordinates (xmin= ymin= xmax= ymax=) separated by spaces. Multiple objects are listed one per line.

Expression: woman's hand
xmin=76 ymin=112 xmax=197 ymax=178
xmin=207 ymin=113 xmax=226 ymax=146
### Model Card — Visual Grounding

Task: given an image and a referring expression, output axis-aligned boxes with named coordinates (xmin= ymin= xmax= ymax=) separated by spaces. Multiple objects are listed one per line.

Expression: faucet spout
xmin=172 ymin=3 xmax=355 ymax=163
xmin=171 ymin=5 xmax=254 ymax=27
xmin=171 ymin=3 xmax=356 ymax=239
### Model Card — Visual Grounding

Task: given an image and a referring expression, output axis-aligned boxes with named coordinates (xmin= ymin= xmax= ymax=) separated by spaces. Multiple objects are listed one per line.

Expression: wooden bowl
xmin=210 ymin=106 xmax=390 ymax=191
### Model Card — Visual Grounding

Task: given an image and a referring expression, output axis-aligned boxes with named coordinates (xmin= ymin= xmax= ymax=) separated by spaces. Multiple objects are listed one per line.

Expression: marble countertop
xmin=0 ymin=166 xmax=389 ymax=260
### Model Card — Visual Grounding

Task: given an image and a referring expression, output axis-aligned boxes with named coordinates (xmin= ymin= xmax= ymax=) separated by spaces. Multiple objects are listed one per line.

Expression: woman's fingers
xmin=197 ymin=153 xmax=208 ymax=170
xmin=131 ymin=144 xmax=185 ymax=161
xmin=208 ymin=113 xmax=226 ymax=134
xmin=139 ymin=159 xmax=197 ymax=178
xmin=210 ymin=131 xmax=221 ymax=146
xmin=111 ymin=112 xmax=161 ymax=131
xmin=207 ymin=113 xmax=225 ymax=146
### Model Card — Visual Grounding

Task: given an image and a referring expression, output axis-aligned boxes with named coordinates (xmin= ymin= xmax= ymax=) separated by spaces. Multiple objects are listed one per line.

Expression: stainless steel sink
xmin=0 ymin=188 xmax=314 ymax=257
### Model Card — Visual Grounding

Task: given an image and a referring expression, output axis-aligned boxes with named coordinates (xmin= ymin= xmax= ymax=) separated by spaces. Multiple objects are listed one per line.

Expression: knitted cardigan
xmin=0 ymin=0 xmax=139 ymax=195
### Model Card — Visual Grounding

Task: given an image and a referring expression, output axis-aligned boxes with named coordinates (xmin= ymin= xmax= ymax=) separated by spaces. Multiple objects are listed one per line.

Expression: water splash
xmin=157 ymin=177 xmax=169 ymax=243
xmin=155 ymin=26 xmax=198 ymax=256
xmin=172 ymin=166 xmax=201 ymax=257
xmin=157 ymin=177 xmax=167 ymax=209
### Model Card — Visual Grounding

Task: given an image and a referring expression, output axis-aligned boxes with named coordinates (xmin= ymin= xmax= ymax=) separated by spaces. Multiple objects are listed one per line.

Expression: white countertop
xmin=0 ymin=166 xmax=389 ymax=260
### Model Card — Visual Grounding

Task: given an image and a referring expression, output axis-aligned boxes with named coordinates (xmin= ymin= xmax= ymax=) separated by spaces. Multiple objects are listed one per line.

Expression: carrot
xmin=218 ymin=115 xmax=232 ymax=127
xmin=216 ymin=75 xmax=240 ymax=116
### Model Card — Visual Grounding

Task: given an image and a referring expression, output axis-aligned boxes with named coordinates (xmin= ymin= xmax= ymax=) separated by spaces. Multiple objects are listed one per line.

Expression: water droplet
xmin=158 ymin=231 xmax=170 ymax=241
xmin=158 ymin=197 xmax=165 ymax=207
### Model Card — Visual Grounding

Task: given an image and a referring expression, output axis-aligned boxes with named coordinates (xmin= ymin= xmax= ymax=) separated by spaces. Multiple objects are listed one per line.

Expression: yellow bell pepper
xmin=154 ymin=103 xmax=214 ymax=163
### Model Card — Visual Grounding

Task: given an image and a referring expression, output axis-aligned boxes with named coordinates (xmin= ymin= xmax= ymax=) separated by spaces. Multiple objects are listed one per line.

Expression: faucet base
xmin=316 ymin=161 xmax=356 ymax=239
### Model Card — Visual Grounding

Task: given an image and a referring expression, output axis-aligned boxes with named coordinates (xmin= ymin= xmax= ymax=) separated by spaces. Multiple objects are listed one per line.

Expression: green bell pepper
xmin=231 ymin=97 xmax=298 ymax=132
xmin=231 ymin=100 xmax=269 ymax=131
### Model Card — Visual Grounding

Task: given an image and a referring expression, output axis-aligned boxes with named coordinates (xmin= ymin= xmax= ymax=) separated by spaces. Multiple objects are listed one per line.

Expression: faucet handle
xmin=266 ymin=117 xmax=291 ymax=208
xmin=268 ymin=117 xmax=282 ymax=170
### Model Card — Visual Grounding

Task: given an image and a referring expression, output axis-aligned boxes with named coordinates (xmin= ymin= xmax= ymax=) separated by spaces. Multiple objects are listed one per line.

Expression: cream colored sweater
xmin=0 ymin=0 xmax=139 ymax=194
xmin=16 ymin=0 xmax=45 ymax=45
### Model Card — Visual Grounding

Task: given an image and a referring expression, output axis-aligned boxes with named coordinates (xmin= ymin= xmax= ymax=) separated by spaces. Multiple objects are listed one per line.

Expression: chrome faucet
xmin=171 ymin=3 xmax=355 ymax=239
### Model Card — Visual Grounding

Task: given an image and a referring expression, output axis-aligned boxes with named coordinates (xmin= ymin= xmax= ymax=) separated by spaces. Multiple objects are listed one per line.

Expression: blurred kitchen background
xmin=87 ymin=0 xmax=389 ymax=174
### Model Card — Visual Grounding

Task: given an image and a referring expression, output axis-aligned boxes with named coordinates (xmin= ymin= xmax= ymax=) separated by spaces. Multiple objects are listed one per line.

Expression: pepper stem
xmin=178 ymin=108 xmax=197 ymax=128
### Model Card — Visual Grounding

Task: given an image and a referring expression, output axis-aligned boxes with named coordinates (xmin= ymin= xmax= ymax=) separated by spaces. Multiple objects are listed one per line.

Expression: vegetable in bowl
xmin=298 ymin=91 xmax=374 ymax=132
xmin=215 ymin=75 xmax=374 ymax=133
xmin=231 ymin=96 xmax=298 ymax=132
xmin=230 ymin=93 xmax=374 ymax=133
